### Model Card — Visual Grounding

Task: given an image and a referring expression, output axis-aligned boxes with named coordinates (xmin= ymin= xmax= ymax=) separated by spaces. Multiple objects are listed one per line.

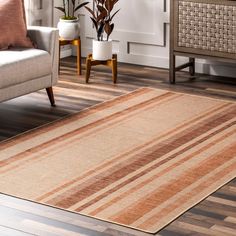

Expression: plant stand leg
xmin=76 ymin=39 xmax=82 ymax=75
xmin=58 ymin=43 xmax=61 ymax=75
xmin=111 ymin=54 xmax=117 ymax=84
xmin=85 ymin=54 xmax=118 ymax=83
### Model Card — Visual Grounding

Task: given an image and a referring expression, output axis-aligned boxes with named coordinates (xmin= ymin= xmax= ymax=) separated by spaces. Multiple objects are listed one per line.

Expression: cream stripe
xmin=0 ymin=91 xmax=176 ymax=173
xmin=142 ymin=164 xmax=236 ymax=232
xmin=0 ymin=88 xmax=157 ymax=159
xmin=42 ymin=106 xmax=235 ymax=203
xmin=67 ymin=123 xmax=236 ymax=212
xmin=41 ymin=112 xmax=235 ymax=204
xmin=80 ymin=126 xmax=236 ymax=217
xmin=2 ymin=93 xmax=229 ymax=174
xmin=1 ymin=93 xmax=229 ymax=172
xmin=132 ymin=160 xmax=236 ymax=228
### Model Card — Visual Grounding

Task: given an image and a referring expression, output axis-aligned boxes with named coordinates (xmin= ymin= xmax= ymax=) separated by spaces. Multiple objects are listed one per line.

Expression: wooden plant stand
xmin=59 ymin=38 xmax=82 ymax=75
xmin=85 ymin=54 xmax=117 ymax=83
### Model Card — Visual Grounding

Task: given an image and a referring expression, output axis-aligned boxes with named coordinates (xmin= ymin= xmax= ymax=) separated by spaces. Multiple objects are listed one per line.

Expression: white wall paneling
xmin=24 ymin=0 xmax=53 ymax=26
xmin=79 ymin=0 xmax=170 ymax=68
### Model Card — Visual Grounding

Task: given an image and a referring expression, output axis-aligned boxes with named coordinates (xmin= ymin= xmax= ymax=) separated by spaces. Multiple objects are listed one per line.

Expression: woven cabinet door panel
xmin=174 ymin=0 xmax=236 ymax=59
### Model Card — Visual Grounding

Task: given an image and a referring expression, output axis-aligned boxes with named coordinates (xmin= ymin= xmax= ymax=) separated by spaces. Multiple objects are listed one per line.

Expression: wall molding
xmin=24 ymin=0 xmax=53 ymax=26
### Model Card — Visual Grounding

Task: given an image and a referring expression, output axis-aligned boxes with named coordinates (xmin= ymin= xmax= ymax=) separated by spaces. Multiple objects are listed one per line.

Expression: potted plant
xmin=55 ymin=0 xmax=89 ymax=40
xmin=85 ymin=0 xmax=119 ymax=60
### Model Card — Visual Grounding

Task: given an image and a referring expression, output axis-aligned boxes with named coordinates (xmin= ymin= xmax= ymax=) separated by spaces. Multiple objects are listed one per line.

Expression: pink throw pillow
xmin=0 ymin=0 xmax=34 ymax=49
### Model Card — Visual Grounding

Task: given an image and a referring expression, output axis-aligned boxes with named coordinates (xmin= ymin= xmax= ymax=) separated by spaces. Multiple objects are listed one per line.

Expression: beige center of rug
xmin=0 ymin=88 xmax=235 ymax=233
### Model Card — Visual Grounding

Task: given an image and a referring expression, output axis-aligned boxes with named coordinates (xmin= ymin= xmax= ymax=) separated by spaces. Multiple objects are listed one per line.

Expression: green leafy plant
xmin=55 ymin=0 xmax=89 ymax=20
xmin=85 ymin=0 xmax=120 ymax=41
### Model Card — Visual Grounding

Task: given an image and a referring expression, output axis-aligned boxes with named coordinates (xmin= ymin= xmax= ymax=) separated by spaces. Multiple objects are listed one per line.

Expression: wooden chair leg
xmin=46 ymin=87 xmax=55 ymax=106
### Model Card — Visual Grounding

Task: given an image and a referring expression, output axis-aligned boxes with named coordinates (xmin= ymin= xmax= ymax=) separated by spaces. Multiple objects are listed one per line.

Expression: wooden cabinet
xmin=169 ymin=0 xmax=236 ymax=83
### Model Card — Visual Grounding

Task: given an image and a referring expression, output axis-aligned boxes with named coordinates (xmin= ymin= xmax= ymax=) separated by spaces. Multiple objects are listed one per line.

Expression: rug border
xmin=1 ymin=177 xmax=235 ymax=234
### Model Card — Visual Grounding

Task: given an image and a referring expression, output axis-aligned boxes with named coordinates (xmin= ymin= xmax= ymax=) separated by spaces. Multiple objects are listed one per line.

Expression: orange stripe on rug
xmin=45 ymin=108 xmax=236 ymax=209
xmin=37 ymin=102 xmax=231 ymax=203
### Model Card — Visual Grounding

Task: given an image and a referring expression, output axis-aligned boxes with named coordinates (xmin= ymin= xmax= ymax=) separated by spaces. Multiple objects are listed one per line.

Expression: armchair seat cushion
xmin=0 ymin=48 xmax=51 ymax=88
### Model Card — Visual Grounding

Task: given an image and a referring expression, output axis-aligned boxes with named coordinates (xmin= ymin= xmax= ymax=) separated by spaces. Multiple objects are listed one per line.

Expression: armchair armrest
xmin=27 ymin=26 xmax=59 ymax=54
xmin=27 ymin=26 xmax=59 ymax=85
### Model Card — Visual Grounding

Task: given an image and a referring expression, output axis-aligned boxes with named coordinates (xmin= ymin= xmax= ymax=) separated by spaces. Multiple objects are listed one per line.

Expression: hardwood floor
xmin=0 ymin=56 xmax=235 ymax=236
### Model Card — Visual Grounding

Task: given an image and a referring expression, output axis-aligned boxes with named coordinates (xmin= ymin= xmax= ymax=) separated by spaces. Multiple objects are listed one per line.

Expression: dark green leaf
xmin=110 ymin=9 xmax=119 ymax=21
xmin=85 ymin=6 xmax=96 ymax=18
xmin=55 ymin=7 xmax=66 ymax=14
xmin=90 ymin=17 xmax=98 ymax=30
xmin=74 ymin=2 xmax=89 ymax=12
xmin=98 ymin=22 xmax=105 ymax=38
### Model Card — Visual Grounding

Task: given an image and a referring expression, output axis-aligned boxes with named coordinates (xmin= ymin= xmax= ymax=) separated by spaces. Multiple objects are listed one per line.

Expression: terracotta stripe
xmin=0 ymin=91 xmax=174 ymax=170
xmin=1 ymin=90 xmax=172 ymax=168
xmin=0 ymin=87 xmax=151 ymax=150
xmin=110 ymin=142 xmax=236 ymax=225
xmin=37 ymin=102 xmax=230 ymax=202
xmin=139 ymin=162 xmax=236 ymax=231
xmin=73 ymin=121 xmax=235 ymax=213
xmin=85 ymin=127 xmax=236 ymax=215
xmin=47 ymin=106 xmax=236 ymax=209
xmin=48 ymin=116 xmax=235 ymax=209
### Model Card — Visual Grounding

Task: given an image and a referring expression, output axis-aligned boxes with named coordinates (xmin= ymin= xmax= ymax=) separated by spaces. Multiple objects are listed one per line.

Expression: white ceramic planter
xmin=57 ymin=18 xmax=80 ymax=40
xmin=92 ymin=39 xmax=112 ymax=60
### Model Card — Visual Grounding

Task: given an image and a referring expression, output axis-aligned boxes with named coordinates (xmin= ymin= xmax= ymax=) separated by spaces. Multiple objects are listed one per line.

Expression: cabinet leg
xmin=189 ymin=57 xmax=195 ymax=76
xmin=169 ymin=54 xmax=176 ymax=84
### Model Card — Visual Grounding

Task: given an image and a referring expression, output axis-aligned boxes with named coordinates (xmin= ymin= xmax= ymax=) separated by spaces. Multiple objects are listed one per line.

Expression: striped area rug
xmin=0 ymin=88 xmax=235 ymax=233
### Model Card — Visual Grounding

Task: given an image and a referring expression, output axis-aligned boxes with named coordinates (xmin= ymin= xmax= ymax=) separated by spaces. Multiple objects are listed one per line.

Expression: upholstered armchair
xmin=0 ymin=26 xmax=59 ymax=106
